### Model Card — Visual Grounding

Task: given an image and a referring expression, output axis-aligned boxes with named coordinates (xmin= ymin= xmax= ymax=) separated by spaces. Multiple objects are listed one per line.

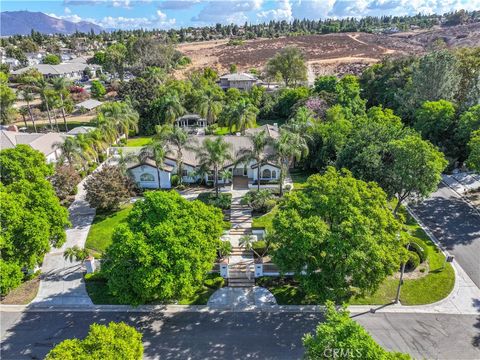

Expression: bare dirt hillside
xmin=175 ymin=24 xmax=480 ymax=79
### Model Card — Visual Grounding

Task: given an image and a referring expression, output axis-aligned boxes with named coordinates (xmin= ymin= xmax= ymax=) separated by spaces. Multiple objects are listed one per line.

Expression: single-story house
xmin=219 ymin=73 xmax=260 ymax=91
xmin=67 ymin=126 xmax=96 ymax=136
xmin=0 ymin=129 xmax=66 ymax=163
xmin=75 ymin=99 xmax=103 ymax=112
xmin=11 ymin=62 xmax=100 ymax=80
xmin=125 ymin=124 xmax=281 ymax=189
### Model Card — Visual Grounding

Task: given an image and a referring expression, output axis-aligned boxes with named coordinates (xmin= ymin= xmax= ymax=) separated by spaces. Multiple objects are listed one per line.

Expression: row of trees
xmin=0 ymin=146 xmax=70 ymax=295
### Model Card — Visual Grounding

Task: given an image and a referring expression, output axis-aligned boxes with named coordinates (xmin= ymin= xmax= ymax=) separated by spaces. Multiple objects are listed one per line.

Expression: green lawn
xmin=253 ymin=208 xmax=454 ymax=306
xmin=85 ymin=273 xmax=224 ymax=305
xmin=125 ymin=136 xmax=152 ymax=147
xmin=85 ymin=204 xmax=133 ymax=256
xmin=289 ymin=169 xmax=315 ymax=190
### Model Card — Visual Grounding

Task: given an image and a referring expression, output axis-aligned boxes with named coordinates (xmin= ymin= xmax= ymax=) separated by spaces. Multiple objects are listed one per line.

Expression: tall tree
xmin=274 ymin=129 xmax=309 ymax=196
xmin=52 ymin=136 xmax=83 ymax=167
xmin=193 ymin=86 xmax=223 ymax=124
xmin=139 ymin=131 xmax=171 ymax=189
xmin=467 ymin=130 xmax=480 ymax=172
xmin=228 ymin=100 xmax=258 ymax=134
xmin=387 ymin=134 xmax=448 ymax=216
xmin=102 ymin=191 xmax=224 ymax=305
xmin=163 ymin=125 xmax=189 ymax=184
xmin=0 ymin=72 xmax=16 ymax=125
xmin=105 ymin=43 xmax=128 ymax=80
xmin=414 ymin=100 xmax=456 ymax=150
xmin=50 ymin=77 xmax=71 ymax=132
xmin=195 ymin=137 xmax=233 ymax=197
xmin=35 ymin=78 xmax=54 ymax=131
xmin=266 ymin=46 xmax=307 ymax=87
xmin=20 ymin=88 xmax=37 ymax=132
xmin=271 ymin=167 xmax=405 ymax=302
xmin=236 ymin=130 xmax=272 ymax=191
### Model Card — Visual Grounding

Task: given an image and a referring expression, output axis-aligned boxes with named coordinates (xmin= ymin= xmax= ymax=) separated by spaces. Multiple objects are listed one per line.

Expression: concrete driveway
xmin=410 ymin=183 xmax=480 ymax=288
xmin=1 ymin=310 xmax=479 ymax=359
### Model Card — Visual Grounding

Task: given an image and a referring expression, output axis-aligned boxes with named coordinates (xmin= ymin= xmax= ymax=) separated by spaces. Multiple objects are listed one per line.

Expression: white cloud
xmin=64 ymin=7 xmax=72 ymax=14
xmin=257 ymin=0 xmax=293 ymax=21
xmin=191 ymin=0 xmax=264 ymax=24
xmin=48 ymin=12 xmax=89 ymax=23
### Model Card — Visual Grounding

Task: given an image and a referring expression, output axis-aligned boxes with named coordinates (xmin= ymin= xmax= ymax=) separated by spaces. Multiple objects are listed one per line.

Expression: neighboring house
xmin=25 ymin=52 xmax=45 ymax=66
xmin=0 ymin=129 xmax=66 ymax=163
xmin=74 ymin=99 xmax=103 ymax=112
xmin=175 ymin=114 xmax=207 ymax=129
xmin=219 ymin=73 xmax=259 ymax=91
xmin=125 ymin=124 xmax=281 ymax=189
xmin=67 ymin=126 xmax=96 ymax=136
xmin=11 ymin=61 xmax=100 ymax=80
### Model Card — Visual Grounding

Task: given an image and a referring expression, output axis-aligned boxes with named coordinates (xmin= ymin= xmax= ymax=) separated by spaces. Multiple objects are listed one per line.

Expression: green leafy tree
xmin=0 ymin=259 xmax=24 ymax=296
xmin=455 ymin=104 xmax=480 ymax=159
xmin=45 ymin=322 xmax=143 ymax=360
xmin=0 ymin=144 xmax=53 ymax=185
xmin=266 ymin=46 xmax=307 ymax=87
xmin=414 ymin=100 xmax=456 ymax=149
xmin=102 ymin=191 xmax=224 ymax=305
xmin=105 ymin=43 xmax=128 ymax=80
xmin=90 ymin=79 xmax=106 ymax=99
xmin=195 ymin=137 xmax=233 ymax=197
xmin=98 ymin=101 xmax=139 ymax=140
xmin=271 ymin=167 xmax=405 ymax=302
xmin=84 ymin=165 xmax=135 ymax=212
xmin=466 ymin=130 xmax=480 ymax=172
xmin=335 ymin=75 xmax=366 ymax=115
xmin=42 ymin=54 xmax=61 ymax=65
xmin=0 ymin=73 xmax=17 ymax=124
xmin=193 ymin=86 xmax=223 ymax=124
xmin=50 ymin=165 xmax=81 ymax=201
xmin=274 ymin=129 xmax=308 ymax=196
xmin=387 ymin=134 xmax=448 ymax=215
xmin=19 ymin=88 xmax=37 ymax=131
xmin=303 ymin=301 xmax=411 ymax=360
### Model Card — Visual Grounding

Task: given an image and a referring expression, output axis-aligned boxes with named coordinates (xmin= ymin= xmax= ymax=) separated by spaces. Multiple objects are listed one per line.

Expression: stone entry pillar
xmin=220 ymin=262 xmax=229 ymax=278
xmin=255 ymin=263 xmax=263 ymax=277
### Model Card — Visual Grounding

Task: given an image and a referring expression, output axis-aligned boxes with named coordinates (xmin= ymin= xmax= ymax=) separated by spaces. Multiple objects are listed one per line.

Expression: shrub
xmin=241 ymin=189 xmax=277 ymax=213
xmin=50 ymin=165 xmax=81 ymax=201
xmin=204 ymin=274 xmax=225 ymax=289
xmin=405 ymin=251 xmax=421 ymax=272
xmin=171 ymin=174 xmax=180 ymax=187
xmin=252 ymin=240 xmax=268 ymax=256
xmin=218 ymin=240 xmax=232 ymax=259
xmin=197 ymin=192 xmax=232 ymax=210
xmin=409 ymin=241 xmax=428 ymax=263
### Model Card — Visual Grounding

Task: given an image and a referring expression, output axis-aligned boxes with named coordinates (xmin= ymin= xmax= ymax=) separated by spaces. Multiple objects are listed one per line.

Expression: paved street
xmin=1 ymin=310 xmax=479 ymax=360
xmin=411 ymin=183 xmax=480 ymax=288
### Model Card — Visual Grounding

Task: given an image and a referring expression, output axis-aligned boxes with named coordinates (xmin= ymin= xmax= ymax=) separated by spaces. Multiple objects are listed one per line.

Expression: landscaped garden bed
xmin=197 ymin=192 xmax=232 ymax=210
xmin=0 ymin=272 xmax=41 ymax=305
xmin=85 ymin=272 xmax=225 ymax=305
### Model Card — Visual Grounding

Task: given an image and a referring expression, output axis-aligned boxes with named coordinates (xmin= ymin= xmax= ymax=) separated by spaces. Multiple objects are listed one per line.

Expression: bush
xmin=241 ymin=189 xmax=277 ymax=214
xmin=84 ymin=271 xmax=107 ymax=282
xmin=197 ymin=192 xmax=232 ymax=210
xmin=204 ymin=274 xmax=225 ymax=289
xmin=50 ymin=165 xmax=81 ymax=201
xmin=409 ymin=241 xmax=428 ymax=263
xmin=405 ymin=251 xmax=421 ymax=272
xmin=218 ymin=240 xmax=232 ymax=259
xmin=171 ymin=174 xmax=180 ymax=187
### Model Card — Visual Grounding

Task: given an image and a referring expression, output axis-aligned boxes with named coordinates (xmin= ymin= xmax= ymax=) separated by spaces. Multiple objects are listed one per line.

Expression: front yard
xmin=253 ymin=207 xmax=455 ymax=306
xmin=125 ymin=136 xmax=152 ymax=147
xmin=85 ymin=204 xmax=133 ymax=256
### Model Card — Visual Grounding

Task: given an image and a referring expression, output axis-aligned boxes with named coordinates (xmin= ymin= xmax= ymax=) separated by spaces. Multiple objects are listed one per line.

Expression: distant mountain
xmin=0 ymin=11 xmax=103 ymax=36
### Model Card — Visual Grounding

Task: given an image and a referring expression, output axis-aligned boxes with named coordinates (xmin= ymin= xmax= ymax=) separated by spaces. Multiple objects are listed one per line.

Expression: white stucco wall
xmin=129 ymin=164 xmax=171 ymax=189
xmin=251 ymin=164 xmax=280 ymax=181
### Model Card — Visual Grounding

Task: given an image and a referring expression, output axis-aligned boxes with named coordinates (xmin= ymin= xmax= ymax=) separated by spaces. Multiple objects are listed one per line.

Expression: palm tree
xmin=18 ymin=106 xmax=29 ymax=129
xmin=163 ymin=95 xmax=185 ymax=124
xmin=274 ymin=129 xmax=309 ymax=196
xmin=87 ymin=129 xmax=108 ymax=162
xmin=20 ymin=88 xmax=37 ymax=132
xmin=194 ymin=87 xmax=223 ymax=124
xmin=53 ymin=136 xmax=82 ymax=166
xmin=162 ymin=125 xmax=189 ymax=184
xmin=139 ymin=137 xmax=171 ymax=189
xmin=239 ymin=235 xmax=262 ymax=258
xmin=35 ymin=78 xmax=54 ymax=131
xmin=97 ymin=102 xmax=139 ymax=141
xmin=76 ymin=134 xmax=97 ymax=169
xmin=63 ymin=246 xmax=89 ymax=263
xmin=236 ymin=130 xmax=271 ymax=191
xmin=228 ymin=100 xmax=258 ymax=134
xmin=50 ymin=77 xmax=70 ymax=132
xmin=195 ymin=137 xmax=233 ymax=197
xmin=220 ymin=168 xmax=232 ymax=185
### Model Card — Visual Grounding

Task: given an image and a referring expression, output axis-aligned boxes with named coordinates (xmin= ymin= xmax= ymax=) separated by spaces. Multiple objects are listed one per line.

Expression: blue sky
xmin=2 ymin=0 xmax=479 ymax=30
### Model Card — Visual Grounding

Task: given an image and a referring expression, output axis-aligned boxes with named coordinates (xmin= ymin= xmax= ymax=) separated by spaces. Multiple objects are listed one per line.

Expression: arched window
xmin=262 ymin=169 xmax=271 ymax=179
xmin=140 ymin=173 xmax=155 ymax=182
xmin=272 ymin=170 xmax=277 ymax=179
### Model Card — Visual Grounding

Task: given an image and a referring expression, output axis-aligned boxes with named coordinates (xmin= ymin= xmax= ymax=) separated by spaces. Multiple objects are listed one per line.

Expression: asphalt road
xmin=1 ymin=310 xmax=479 ymax=360
xmin=411 ymin=183 xmax=480 ymax=288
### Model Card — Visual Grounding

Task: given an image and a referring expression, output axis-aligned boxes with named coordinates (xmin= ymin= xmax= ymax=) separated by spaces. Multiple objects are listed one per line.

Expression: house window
xmin=140 ymin=173 xmax=155 ymax=182
xmin=262 ymin=169 xmax=271 ymax=179
xmin=182 ymin=169 xmax=188 ymax=177
xmin=272 ymin=170 xmax=277 ymax=179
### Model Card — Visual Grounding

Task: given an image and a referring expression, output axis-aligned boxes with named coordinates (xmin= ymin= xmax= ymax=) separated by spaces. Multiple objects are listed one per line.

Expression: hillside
xmin=0 ymin=11 xmax=103 ymax=36
xmin=175 ymin=23 xmax=480 ymax=79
